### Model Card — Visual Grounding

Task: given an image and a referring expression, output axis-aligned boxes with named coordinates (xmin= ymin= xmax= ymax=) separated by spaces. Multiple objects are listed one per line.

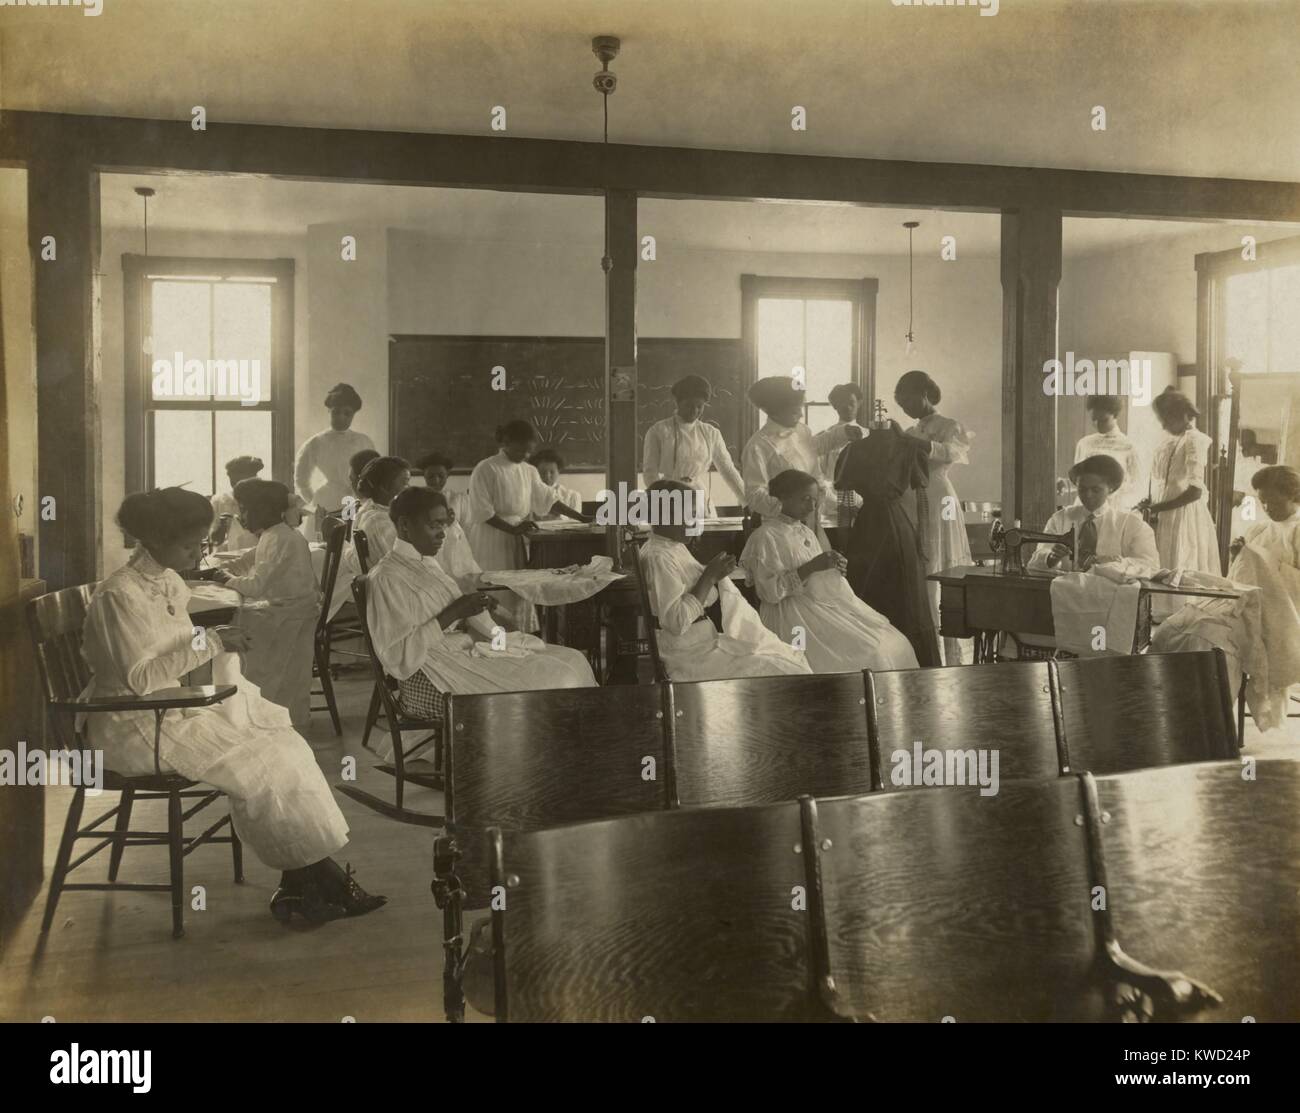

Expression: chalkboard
xmin=389 ymin=335 xmax=745 ymax=471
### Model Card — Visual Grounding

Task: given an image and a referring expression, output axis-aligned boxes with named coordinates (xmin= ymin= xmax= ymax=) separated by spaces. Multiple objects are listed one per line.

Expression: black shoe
xmin=322 ymin=860 xmax=388 ymax=917
xmin=269 ymin=879 xmax=347 ymax=925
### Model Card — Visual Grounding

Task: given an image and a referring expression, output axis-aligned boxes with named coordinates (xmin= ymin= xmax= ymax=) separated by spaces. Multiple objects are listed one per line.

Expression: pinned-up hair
xmin=671 ymin=374 xmax=713 ymax=402
xmin=414 ymin=451 xmax=455 ymax=473
xmin=1085 ymin=394 xmax=1123 ymax=418
xmin=389 ymin=485 xmax=448 ymax=526
xmin=233 ymin=478 xmax=291 ymax=521
xmin=1069 ymin=453 xmax=1126 ymax=491
xmin=895 ymin=370 xmax=941 ymax=405
xmin=224 ymin=455 xmax=264 ymax=478
xmin=117 ymin=487 xmax=214 ymax=547
xmin=324 ymin=383 xmax=363 ymax=411
xmin=530 ymin=448 xmax=566 ymax=470
xmin=769 ymin=468 xmax=820 ymax=501
xmin=496 ymin=419 xmax=537 ymax=444
xmin=1251 ymin=464 xmax=1300 ymax=501
xmin=1152 ymin=386 xmax=1199 ymax=422
xmin=827 ymin=383 xmax=863 ymax=409
xmin=356 ymin=455 xmax=410 ymax=501
xmin=349 ymin=448 xmax=381 ymax=475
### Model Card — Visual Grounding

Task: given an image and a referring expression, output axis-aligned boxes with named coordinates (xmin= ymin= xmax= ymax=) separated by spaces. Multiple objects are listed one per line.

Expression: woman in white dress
xmin=209 ymin=455 xmax=263 ymax=552
xmin=366 ymin=487 xmax=597 ymax=717
xmin=83 ymin=488 xmax=384 ymax=923
xmin=640 ymin=480 xmax=811 ymax=681
xmin=529 ymin=448 xmax=585 ymax=521
xmin=740 ymin=469 xmax=919 ymax=674
xmin=212 ymin=480 xmax=320 ymax=729
xmin=895 ymin=371 xmax=974 ymax=666
xmin=294 ymin=383 xmax=376 ymax=539
xmin=466 ymin=421 xmax=591 ymax=631
xmin=414 ymin=451 xmax=470 ymax=523
xmin=642 ymin=375 xmax=747 ymax=515
xmin=1074 ymin=395 xmax=1142 ymax=511
xmin=740 ymin=376 xmax=837 ymax=519
xmin=1137 ymin=387 xmax=1221 ymax=577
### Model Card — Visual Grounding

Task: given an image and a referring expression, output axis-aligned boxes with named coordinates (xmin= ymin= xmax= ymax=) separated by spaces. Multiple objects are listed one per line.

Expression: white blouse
xmin=1151 ymin=428 xmax=1212 ymax=502
xmin=1074 ymin=430 xmax=1142 ymax=508
xmin=640 ymin=533 xmax=719 ymax=635
xmin=740 ymin=421 xmax=834 ymax=518
xmin=365 ymin=539 xmax=472 ymax=681
xmin=436 ymin=519 xmax=483 ymax=592
xmin=1243 ymin=510 xmax=1300 ymax=573
xmin=740 ymin=513 xmax=831 ymax=604
xmin=1027 ymin=503 xmax=1160 ymax=575
xmin=221 ymin=522 xmax=319 ymax=602
xmin=467 ymin=450 xmax=561 ymax=527
xmin=294 ymin=428 xmax=376 ymax=512
xmin=351 ymin=498 xmax=397 ymax=567
xmin=642 ymin=417 xmax=746 ymax=502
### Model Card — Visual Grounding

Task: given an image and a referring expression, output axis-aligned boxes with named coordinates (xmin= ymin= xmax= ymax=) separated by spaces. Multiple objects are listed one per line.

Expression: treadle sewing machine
xmin=988 ymin=518 xmax=1075 ymax=575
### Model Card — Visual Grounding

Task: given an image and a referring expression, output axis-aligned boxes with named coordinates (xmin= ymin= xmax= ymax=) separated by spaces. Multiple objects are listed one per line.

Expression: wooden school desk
xmin=930 ymin=566 xmax=1241 ymax=663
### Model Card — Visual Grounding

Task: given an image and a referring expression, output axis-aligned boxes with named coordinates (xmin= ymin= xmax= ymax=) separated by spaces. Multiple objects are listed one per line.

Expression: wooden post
xmin=28 ymin=159 xmax=101 ymax=589
xmin=1000 ymin=207 xmax=1062 ymax=532
xmin=604 ymin=188 xmax=638 ymax=558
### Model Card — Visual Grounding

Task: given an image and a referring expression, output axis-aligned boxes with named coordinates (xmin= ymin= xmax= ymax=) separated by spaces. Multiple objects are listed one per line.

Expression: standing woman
xmin=294 ymin=383 xmax=376 ymax=539
xmin=896 ymin=371 xmax=974 ymax=666
xmin=82 ymin=488 xmax=385 ymax=923
xmin=1075 ymin=395 xmax=1142 ymax=511
xmin=1137 ymin=387 xmax=1221 ymax=577
xmin=740 ymin=376 xmax=836 ymax=519
xmin=642 ymin=375 xmax=747 ymax=515
xmin=466 ymin=420 xmax=589 ymax=630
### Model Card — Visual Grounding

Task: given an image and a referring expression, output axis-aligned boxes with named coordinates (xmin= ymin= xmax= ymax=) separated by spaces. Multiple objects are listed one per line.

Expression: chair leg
xmin=230 ymin=819 xmax=244 ymax=884
xmin=316 ymin=640 xmax=343 ymax=736
xmin=361 ymin=683 xmax=383 ymax=750
xmin=107 ymin=786 xmax=135 ymax=882
xmin=41 ymin=786 xmax=86 ymax=935
xmin=167 ymin=790 xmax=185 ymax=939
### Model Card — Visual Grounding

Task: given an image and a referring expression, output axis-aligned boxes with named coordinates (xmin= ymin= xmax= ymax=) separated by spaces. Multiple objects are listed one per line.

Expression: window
xmin=1221 ymin=263 xmax=1300 ymax=377
xmin=741 ymin=276 xmax=876 ymax=441
xmin=123 ymin=256 xmax=294 ymax=498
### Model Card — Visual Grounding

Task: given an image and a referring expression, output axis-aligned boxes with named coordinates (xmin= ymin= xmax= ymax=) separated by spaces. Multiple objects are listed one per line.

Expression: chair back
xmin=26 ymin=583 xmax=100 ymax=750
xmin=352 ymin=528 xmax=373 ymax=575
xmin=1054 ymin=649 xmax=1237 ymax=774
xmin=349 ymin=572 xmax=408 ymax=741
xmin=490 ymin=801 xmax=812 ymax=1021
xmin=815 ymin=777 xmax=1101 ymax=1020
xmin=673 ymin=672 xmax=876 ymax=807
xmin=1093 ymin=758 xmax=1300 ymax=1021
xmin=870 ymin=660 xmax=1062 ymax=786
xmin=315 ymin=516 xmax=350 ymax=637
xmin=447 ymin=683 xmax=671 ymax=907
xmin=630 ymin=541 xmax=667 ymax=683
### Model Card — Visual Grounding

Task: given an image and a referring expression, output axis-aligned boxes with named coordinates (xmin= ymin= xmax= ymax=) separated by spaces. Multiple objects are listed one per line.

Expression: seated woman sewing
xmin=364 ymin=487 xmax=596 ymax=737
xmin=1027 ymin=454 xmax=1160 ymax=576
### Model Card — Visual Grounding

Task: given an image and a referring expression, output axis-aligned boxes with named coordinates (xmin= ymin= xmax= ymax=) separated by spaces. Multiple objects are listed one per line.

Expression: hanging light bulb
xmin=136 ymin=186 xmax=156 ymax=356
xmin=903 ymin=220 xmax=919 ymax=356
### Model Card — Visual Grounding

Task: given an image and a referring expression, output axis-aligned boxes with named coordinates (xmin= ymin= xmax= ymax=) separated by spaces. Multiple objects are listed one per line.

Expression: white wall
xmin=1 ymin=170 xmax=37 ymax=573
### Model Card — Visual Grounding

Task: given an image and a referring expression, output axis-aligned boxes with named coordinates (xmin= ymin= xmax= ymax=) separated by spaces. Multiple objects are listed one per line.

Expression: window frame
xmin=740 ymin=275 xmax=877 ymax=444
xmin=122 ymin=254 xmax=295 ymax=498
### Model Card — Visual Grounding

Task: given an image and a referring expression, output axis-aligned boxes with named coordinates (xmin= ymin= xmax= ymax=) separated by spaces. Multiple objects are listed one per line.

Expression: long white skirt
xmin=239 ymin=597 xmax=318 ymax=730
xmin=758 ymin=571 xmax=919 ymax=674
xmin=88 ymin=656 xmax=348 ymax=871
xmin=416 ymin=632 xmax=596 ymax=697
xmin=659 ymin=618 xmax=812 ymax=681
xmin=1154 ymin=497 xmax=1222 ymax=620
xmin=922 ymin=469 xmax=973 ymax=666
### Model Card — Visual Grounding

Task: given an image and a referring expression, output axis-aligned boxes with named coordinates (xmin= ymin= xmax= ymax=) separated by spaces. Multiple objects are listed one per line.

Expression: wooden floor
xmin=1 ymin=668 xmax=1295 ymax=1023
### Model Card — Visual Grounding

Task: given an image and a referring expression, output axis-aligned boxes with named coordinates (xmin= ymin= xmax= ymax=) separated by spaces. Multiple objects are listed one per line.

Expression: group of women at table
xmin=77 ymin=370 xmax=1300 ymax=928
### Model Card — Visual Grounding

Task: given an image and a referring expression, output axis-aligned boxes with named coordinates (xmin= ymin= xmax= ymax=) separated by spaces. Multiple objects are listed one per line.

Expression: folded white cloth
xmin=481 ymin=555 xmax=626 ymax=605
xmin=469 ymin=630 xmax=547 ymax=659
xmin=1049 ymin=571 xmax=1142 ymax=656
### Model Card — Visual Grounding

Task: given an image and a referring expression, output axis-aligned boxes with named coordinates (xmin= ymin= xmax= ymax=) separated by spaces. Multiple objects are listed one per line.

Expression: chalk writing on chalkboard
xmin=390 ymin=336 xmax=746 ymax=471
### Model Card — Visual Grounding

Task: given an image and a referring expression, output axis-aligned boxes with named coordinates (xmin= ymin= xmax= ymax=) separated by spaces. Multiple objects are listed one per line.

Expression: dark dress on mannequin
xmin=835 ymin=425 xmax=943 ymax=668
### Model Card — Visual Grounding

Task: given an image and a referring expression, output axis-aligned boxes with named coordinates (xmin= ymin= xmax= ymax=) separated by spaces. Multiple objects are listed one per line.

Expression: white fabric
xmin=209 ymin=491 xmax=259 ymax=552
xmin=1027 ymin=503 xmax=1160 ymax=575
xmin=740 ymin=421 xmax=837 ymax=519
xmin=640 ymin=533 xmax=811 ymax=680
xmin=739 ymin=514 xmax=918 ymax=673
xmin=1151 ymin=428 xmax=1221 ymax=577
xmin=1075 ymin=430 xmax=1143 ymax=511
xmin=294 ymin=428 xmax=375 ymax=512
xmin=906 ymin=413 xmax=975 ymax=666
xmin=481 ymin=555 xmax=626 ymax=605
xmin=642 ymin=416 xmax=746 ymax=513
xmin=365 ymin=539 xmax=596 ymax=755
xmin=80 ymin=548 xmax=347 ymax=870
xmin=436 ymin=519 xmax=484 ymax=593
xmin=1048 ymin=570 xmax=1143 ymax=657
xmin=221 ymin=523 xmax=320 ymax=729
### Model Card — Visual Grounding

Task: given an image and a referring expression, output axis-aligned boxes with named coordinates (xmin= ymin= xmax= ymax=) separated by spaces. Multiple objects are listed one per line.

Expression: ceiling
xmin=96 ymin=172 xmax=1295 ymax=259
xmin=3 ymin=0 xmax=1298 ymax=183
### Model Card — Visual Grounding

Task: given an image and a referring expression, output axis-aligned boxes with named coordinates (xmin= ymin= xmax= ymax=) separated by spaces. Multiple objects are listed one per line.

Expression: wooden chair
xmin=630 ymin=541 xmax=668 ymax=683
xmin=27 ymin=584 xmax=241 ymax=940
xmin=436 ymin=683 xmax=671 ymax=1021
xmin=869 ymin=660 xmax=1062 ymax=786
xmin=350 ymin=529 xmax=389 ymax=750
xmin=311 ymin=514 xmax=363 ymax=735
xmin=810 ymin=778 xmax=1221 ymax=1021
xmin=482 ymin=801 xmax=821 ymax=1021
xmin=1093 ymin=758 xmax=1300 ymax=1021
xmin=333 ymin=571 xmax=446 ymax=828
xmin=1054 ymin=649 xmax=1237 ymax=775
xmin=673 ymin=672 xmax=877 ymax=807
